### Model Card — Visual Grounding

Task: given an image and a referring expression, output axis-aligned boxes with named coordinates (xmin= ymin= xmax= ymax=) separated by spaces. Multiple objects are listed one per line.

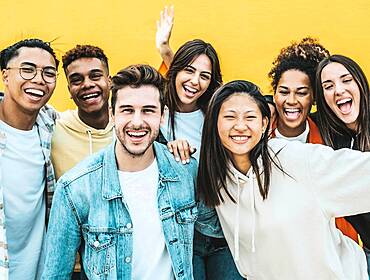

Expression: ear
xmin=108 ymin=75 xmax=112 ymax=90
xmin=160 ymin=111 xmax=165 ymax=126
xmin=109 ymin=106 xmax=115 ymax=124
xmin=262 ymin=116 xmax=268 ymax=133
xmin=2 ymin=69 xmax=9 ymax=86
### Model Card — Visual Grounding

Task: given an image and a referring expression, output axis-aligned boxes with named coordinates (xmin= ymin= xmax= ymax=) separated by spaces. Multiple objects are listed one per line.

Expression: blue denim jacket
xmin=42 ymin=141 xmax=198 ymax=280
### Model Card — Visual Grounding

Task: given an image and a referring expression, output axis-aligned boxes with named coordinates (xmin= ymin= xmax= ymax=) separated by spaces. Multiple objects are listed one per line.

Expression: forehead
xmin=278 ymin=69 xmax=311 ymax=87
xmin=8 ymin=47 xmax=56 ymax=67
xmin=66 ymin=57 xmax=107 ymax=76
xmin=321 ymin=62 xmax=349 ymax=78
xmin=221 ymin=93 xmax=260 ymax=112
xmin=188 ymin=54 xmax=212 ymax=71
xmin=115 ymin=85 xmax=160 ymax=107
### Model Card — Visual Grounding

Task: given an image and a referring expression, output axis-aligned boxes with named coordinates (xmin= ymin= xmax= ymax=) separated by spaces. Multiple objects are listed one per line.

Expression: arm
xmin=156 ymin=5 xmax=175 ymax=68
xmin=305 ymin=143 xmax=370 ymax=218
xmin=42 ymin=183 xmax=81 ymax=279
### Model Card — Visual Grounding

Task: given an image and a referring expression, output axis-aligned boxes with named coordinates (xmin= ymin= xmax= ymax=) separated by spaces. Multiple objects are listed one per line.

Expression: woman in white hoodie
xmin=197 ymin=80 xmax=370 ymax=279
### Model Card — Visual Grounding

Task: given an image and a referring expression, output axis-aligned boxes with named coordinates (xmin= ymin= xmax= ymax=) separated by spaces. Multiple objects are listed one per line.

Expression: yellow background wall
xmin=1 ymin=0 xmax=369 ymax=111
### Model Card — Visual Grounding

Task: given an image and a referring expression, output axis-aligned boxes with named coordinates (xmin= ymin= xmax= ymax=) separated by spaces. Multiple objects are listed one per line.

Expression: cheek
xmin=323 ymin=91 xmax=334 ymax=109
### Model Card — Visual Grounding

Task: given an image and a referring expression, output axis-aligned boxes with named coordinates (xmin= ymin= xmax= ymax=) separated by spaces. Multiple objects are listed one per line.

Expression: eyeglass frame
xmin=6 ymin=63 xmax=58 ymax=84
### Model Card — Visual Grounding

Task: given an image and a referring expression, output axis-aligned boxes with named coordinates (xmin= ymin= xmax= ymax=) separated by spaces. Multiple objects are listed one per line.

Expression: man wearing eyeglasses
xmin=0 ymin=38 xmax=59 ymax=279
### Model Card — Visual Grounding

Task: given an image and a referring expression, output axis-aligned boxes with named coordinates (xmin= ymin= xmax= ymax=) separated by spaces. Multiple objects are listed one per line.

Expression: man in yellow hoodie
xmin=51 ymin=45 xmax=114 ymax=180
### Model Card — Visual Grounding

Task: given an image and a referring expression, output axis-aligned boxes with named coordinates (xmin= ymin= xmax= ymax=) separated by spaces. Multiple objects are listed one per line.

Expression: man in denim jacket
xmin=43 ymin=64 xmax=198 ymax=280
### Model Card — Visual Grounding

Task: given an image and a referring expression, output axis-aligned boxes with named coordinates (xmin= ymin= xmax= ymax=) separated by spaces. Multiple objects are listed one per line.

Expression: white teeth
xmin=184 ymin=85 xmax=198 ymax=93
xmin=285 ymin=108 xmax=300 ymax=113
xmin=82 ymin=93 xmax=99 ymax=100
xmin=25 ymin=88 xmax=44 ymax=96
xmin=231 ymin=136 xmax=248 ymax=141
xmin=127 ymin=131 xmax=147 ymax=137
xmin=337 ymin=98 xmax=352 ymax=105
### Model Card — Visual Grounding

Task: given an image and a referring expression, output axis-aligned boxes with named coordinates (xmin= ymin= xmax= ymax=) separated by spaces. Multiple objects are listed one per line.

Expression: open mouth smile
xmin=24 ymin=88 xmax=45 ymax=98
xmin=283 ymin=108 xmax=301 ymax=121
xmin=336 ymin=98 xmax=352 ymax=114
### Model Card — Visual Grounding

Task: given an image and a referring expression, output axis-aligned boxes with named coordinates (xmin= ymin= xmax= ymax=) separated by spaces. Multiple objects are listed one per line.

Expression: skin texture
xmin=274 ymin=69 xmax=313 ymax=137
xmin=66 ymin=57 xmax=111 ymax=129
xmin=111 ymin=85 xmax=163 ymax=172
xmin=217 ymin=93 xmax=267 ymax=174
xmin=175 ymin=54 xmax=212 ymax=112
xmin=321 ymin=62 xmax=360 ymax=131
xmin=1 ymin=47 xmax=57 ymax=130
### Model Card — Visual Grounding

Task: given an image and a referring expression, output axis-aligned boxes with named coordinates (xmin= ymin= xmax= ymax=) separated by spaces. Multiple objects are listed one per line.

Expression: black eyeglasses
xmin=7 ymin=65 xmax=58 ymax=84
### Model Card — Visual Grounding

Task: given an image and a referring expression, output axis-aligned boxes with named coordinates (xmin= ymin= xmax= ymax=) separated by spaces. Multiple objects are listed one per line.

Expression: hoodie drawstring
xmin=87 ymin=129 xmax=93 ymax=155
xmin=234 ymin=172 xmax=241 ymax=261
xmin=250 ymin=173 xmax=256 ymax=253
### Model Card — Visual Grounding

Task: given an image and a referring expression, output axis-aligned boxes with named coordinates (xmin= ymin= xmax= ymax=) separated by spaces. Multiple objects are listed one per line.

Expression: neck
xmin=232 ymin=154 xmax=252 ymax=174
xmin=78 ymin=105 xmax=109 ymax=129
xmin=277 ymin=120 xmax=306 ymax=138
xmin=178 ymin=103 xmax=199 ymax=113
xmin=115 ymin=143 xmax=155 ymax=172
xmin=0 ymin=99 xmax=37 ymax=130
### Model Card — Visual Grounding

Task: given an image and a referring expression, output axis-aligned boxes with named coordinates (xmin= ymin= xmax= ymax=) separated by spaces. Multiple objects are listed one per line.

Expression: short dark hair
xmin=315 ymin=54 xmax=370 ymax=151
xmin=111 ymin=64 xmax=165 ymax=114
xmin=166 ymin=39 xmax=222 ymax=140
xmin=0 ymin=38 xmax=59 ymax=70
xmin=268 ymin=37 xmax=329 ymax=100
xmin=62 ymin=45 xmax=109 ymax=74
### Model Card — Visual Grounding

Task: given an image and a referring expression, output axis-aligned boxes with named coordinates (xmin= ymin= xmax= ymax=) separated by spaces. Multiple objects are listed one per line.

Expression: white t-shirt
xmin=275 ymin=121 xmax=310 ymax=143
xmin=160 ymin=108 xmax=204 ymax=162
xmin=118 ymin=160 xmax=174 ymax=280
xmin=0 ymin=121 xmax=46 ymax=280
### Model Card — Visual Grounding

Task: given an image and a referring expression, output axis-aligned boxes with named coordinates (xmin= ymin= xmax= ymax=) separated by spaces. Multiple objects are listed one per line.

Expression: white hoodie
xmin=216 ymin=138 xmax=369 ymax=280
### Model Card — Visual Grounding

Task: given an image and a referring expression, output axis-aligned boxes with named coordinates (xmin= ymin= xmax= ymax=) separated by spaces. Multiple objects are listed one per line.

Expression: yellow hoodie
xmin=51 ymin=109 xmax=114 ymax=180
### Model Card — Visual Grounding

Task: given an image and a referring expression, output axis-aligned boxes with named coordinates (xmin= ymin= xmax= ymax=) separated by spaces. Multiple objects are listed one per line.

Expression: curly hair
xmin=268 ymin=37 xmax=330 ymax=97
xmin=62 ymin=45 xmax=108 ymax=73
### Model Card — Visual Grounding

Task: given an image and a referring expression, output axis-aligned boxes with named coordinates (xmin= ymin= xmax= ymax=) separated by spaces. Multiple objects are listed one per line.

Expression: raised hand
xmin=156 ymin=5 xmax=175 ymax=67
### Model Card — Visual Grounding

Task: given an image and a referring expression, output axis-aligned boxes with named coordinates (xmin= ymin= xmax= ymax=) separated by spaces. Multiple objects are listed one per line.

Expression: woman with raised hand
xmin=268 ymin=38 xmax=359 ymax=242
xmin=155 ymin=7 xmax=244 ymax=280
xmin=315 ymin=54 xmax=370 ymax=277
xmin=198 ymin=80 xmax=370 ymax=279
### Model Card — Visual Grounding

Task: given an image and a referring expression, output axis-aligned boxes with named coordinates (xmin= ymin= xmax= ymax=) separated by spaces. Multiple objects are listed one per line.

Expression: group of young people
xmin=1 ymin=5 xmax=370 ymax=280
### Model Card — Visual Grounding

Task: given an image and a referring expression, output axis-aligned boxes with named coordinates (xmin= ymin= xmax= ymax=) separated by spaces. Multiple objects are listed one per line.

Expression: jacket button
xmin=126 ymin=223 xmax=132 ymax=229
xmin=93 ymin=241 xmax=100 ymax=248
xmin=125 ymin=257 xmax=131 ymax=263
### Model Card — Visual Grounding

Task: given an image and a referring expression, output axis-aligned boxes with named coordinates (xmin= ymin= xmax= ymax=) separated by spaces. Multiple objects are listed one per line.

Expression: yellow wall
xmin=1 ymin=0 xmax=370 ymax=111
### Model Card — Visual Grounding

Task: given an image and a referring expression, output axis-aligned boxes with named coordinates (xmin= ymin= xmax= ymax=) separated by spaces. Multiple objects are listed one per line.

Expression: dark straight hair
xmin=315 ymin=55 xmax=370 ymax=151
xmin=197 ymin=80 xmax=274 ymax=207
xmin=166 ymin=39 xmax=222 ymax=140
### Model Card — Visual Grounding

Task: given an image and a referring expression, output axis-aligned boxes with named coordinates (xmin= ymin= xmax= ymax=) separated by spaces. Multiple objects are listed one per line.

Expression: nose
xmin=189 ymin=73 xmax=200 ymax=86
xmin=334 ymin=82 xmax=345 ymax=95
xmin=81 ymin=78 xmax=95 ymax=89
xmin=131 ymin=111 xmax=144 ymax=128
xmin=31 ymin=69 xmax=45 ymax=85
xmin=234 ymin=117 xmax=247 ymax=131
xmin=286 ymin=92 xmax=297 ymax=105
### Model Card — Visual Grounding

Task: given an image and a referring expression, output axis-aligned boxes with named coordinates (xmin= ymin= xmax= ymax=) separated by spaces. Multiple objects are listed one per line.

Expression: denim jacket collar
xmin=102 ymin=140 xmax=179 ymax=200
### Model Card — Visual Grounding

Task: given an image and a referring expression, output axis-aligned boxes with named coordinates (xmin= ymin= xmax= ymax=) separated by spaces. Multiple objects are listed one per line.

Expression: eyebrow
xmin=278 ymin=85 xmax=309 ymax=90
xmin=118 ymin=104 xmax=159 ymax=109
xmin=223 ymin=109 xmax=257 ymax=113
xmin=185 ymin=65 xmax=212 ymax=76
xmin=322 ymin=73 xmax=351 ymax=84
xmin=20 ymin=61 xmax=56 ymax=70
xmin=68 ymin=68 xmax=103 ymax=78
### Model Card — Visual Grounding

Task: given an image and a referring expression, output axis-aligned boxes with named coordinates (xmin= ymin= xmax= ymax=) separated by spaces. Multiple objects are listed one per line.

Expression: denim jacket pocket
xmin=175 ymin=204 xmax=198 ymax=244
xmin=83 ymin=227 xmax=117 ymax=277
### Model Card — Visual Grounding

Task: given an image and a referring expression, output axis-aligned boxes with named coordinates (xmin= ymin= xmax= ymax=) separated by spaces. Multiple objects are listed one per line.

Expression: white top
xmin=160 ymin=108 xmax=204 ymax=162
xmin=118 ymin=160 xmax=174 ymax=280
xmin=275 ymin=121 xmax=310 ymax=143
xmin=0 ymin=121 xmax=46 ymax=280
xmin=216 ymin=139 xmax=370 ymax=280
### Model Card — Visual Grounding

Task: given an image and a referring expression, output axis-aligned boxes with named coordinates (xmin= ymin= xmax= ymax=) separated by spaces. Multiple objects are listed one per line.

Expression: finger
xmin=189 ymin=146 xmax=196 ymax=155
xmin=167 ymin=142 xmax=173 ymax=153
xmin=177 ymin=141 xmax=188 ymax=164
xmin=171 ymin=143 xmax=180 ymax=162
xmin=169 ymin=5 xmax=174 ymax=20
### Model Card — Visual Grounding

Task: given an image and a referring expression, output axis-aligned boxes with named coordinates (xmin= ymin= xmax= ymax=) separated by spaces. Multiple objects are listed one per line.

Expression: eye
xmin=223 ymin=115 xmax=235 ymax=119
xmin=200 ymin=74 xmax=211 ymax=81
xmin=20 ymin=66 xmax=35 ymax=73
xmin=297 ymin=91 xmax=309 ymax=97
xmin=69 ymin=77 xmax=83 ymax=85
xmin=43 ymin=68 xmax=57 ymax=78
xmin=278 ymin=90 xmax=289 ymax=96
xmin=90 ymin=73 xmax=103 ymax=81
xmin=246 ymin=115 xmax=257 ymax=120
xmin=143 ymin=108 xmax=156 ymax=114
xmin=323 ymin=84 xmax=333 ymax=90
xmin=184 ymin=67 xmax=194 ymax=74
xmin=121 ymin=108 xmax=133 ymax=113
xmin=343 ymin=78 xmax=352 ymax=83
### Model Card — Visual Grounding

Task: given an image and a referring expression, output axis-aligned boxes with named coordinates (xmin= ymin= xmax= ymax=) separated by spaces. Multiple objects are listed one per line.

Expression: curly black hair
xmin=268 ymin=37 xmax=330 ymax=97
xmin=62 ymin=45 xmax=108 ymax=73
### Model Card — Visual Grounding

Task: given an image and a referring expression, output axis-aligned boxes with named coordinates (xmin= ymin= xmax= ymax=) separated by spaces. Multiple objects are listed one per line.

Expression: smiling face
xmin=175 ymin=54 xmax=212 ymax=112
xmin=112 ymin=85 xmax=162 ymax=158
xmin=217 ymin=93 xmax=268 ymax=165
xmin=274 ymin=69 xmax=313 ymax=137
xmin=321 ymin=62 xmax=361 ymax=131
xmin=66 ymin=57 xmax=111 ymax=115
xmin=2 ymin=47 xmax=57 ymax=115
